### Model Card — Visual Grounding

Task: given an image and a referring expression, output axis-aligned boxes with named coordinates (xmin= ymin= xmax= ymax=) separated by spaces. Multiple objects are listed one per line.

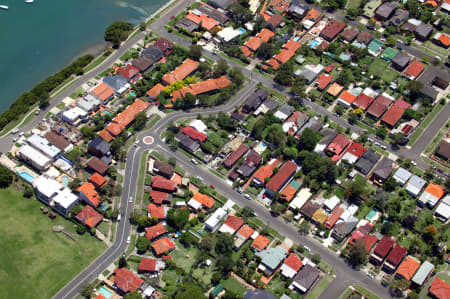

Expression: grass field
xmin=221 ymin=276 xmax=247 ymax=296
xmin=368 ymin=58 xmax=398 ymax=82
xmin=340 ymin=285 xmax=381 ymax=299
xmin=0 ymin=187 xmax=106 ymax=299
xmin=408 ymin=103 xmax=445 ymax=145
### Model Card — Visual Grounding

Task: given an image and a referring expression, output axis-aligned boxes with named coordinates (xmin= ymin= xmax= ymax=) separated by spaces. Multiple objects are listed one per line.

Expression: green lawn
xmin=221 ymin=276 xmax=247 ymax=296
xmin=340 ymin=286 xmax=381 ymax=299
xmin=171 ymin=240 xmax=200 ymax=272
xmin=0 ymin=187 xmax=106 ymax=299
xmin=368 ymin=58 xmax=398 ymax=82
xmin=408 ymin=103 xmax=445 ymax=145
xmin=305 ymin=276 xmax=333 ymax=299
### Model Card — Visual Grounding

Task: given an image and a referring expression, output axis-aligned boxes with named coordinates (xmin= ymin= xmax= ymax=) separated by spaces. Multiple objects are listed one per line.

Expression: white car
xmin=191 ymin=158 xmax=198 ymax=165
xmin=129 ymin=196 xmax=133 ymax=203
xmin=304 ymin=246 xmax=311 ymax=253
xmin=117 ymin=214 xmax=121 ymax=222
xmin=367 ymin=273 xmax=374 ymax=279
xmin=126 ymin=236 xmax=131 ymax=244
xmin=411 ymin=160 xmax=417 ymax=166
xmin=11 ymin=128 xmax=18 ymax=134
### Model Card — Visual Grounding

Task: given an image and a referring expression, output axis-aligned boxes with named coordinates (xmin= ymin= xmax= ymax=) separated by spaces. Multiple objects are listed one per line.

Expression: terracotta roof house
xmin=242 ymin=29 xmax=275 ymax=56
xmin=172 ymin=76 xmax=231 ymax=100
xmin=338 ymin=90 xmax=357 ymax=107
xmin=154 ymin=38 xmax=174 ymax=55
xmin=280 ymin=253 xmax=303 ymax=279
xmin=152 ymin=176 xmax=177 ymax=192
xmin=268 ymin=40 xmax=301 ymax=70
xmin=418 ymin=183 xmax=445 ymax=207
xmin=381 ymin=101 xmax=408 ymax=127
xmin=89 ymin=173 xmax=107 ymax=188
xmin=86 ymin=157 xmax=109 ymax=176
xmin=150 ymin=190 xmax=170 ymax=205
xmin=90 ymin=83 xmax=115 ymax=103
xmin=77 ymin=182 xmax=100 ymax=207
xmin=152 ymin=237 xmax=176 ymax=256
xmin=113 ymin=267 xmax=144 ymax=294
xmin=145 ymin=223 xmax=167 ymax=240
xmin=252 ymin=235 xmax=270 ymax=251
xmin=316 ymin=74 xmax=333 ymax=90
xmin=357 ymin=31 xmax=373 ymax=45
xmin=396 ymin=256 xmax=421 ymax=280
xmin=341 ymin=28 xmax=359 ymax=42
xmin=320 ymin=20 xmax=346 ymax=41
xmin=147 ymin=204 xmax=166 ymax=220
xmin=341 ymin=142 xmax=366 ymax=164
xmin=383 ymin=244 xmax=408 ymax=272
xmin=371 ymin=157 xmax=393 ymax=185
xmin=265 ymin=160 xmax=298 ymax=197
xmin=290 ymin=264 xmax=320 ymax=294
xmin=191 ymin=192 xmax=215 ymax=209
xmin=375 ymin=1 xmax=397 ymax=20
xmin=269 ymin=0 xmax=290 ymax=13
xmin=300 ymin=201 xmax=321 ymax=219
xmin=132 ymin=56 xmax=153 ymax=72
xmin=117 ymin=65 xmax=140 ymax=81
xmin=224 ymin=144 xmax=249 ymax=168
xmin=185 ymin=12 xmax=219 ymax=31
xmin=234 ymin=224 xmax=255 ymax=249
xmin=367 ymin=95 xmax=393 ymax=118
xmin=252 ymin=158 xmax=282 ymax=186
xmin=326 ymin=134 xmax=350 ymax=160
xmin=76 ymin=205 xmax=103 ymax=228
xmin=180 ymin=126 xmax=207 ymax=143
xmin=327 ymin=83 xmax=344 ymax=97
xmin=220 ymin=215 xmax=244 ymax=234
xmin=138 ymin=258 xmax=165 ymax=273
xmin=353 ymin=93 xmax=374 ymax=110
xmin=391 ymin=52 xmax=411 ymax=71
xmin=404 ymin=60 xmax=425 ymax=79
xmin=280 ymin=184 xmax=298 ymax=202
xmin=429 ymin=277 xmax=450 ymax=299
xmin=267 ymin=14 xmax=283 ymax=30
xmin=153 ymin=160 xmax=174 ymax=178
xmin=370 ymin=236 xmax=395 ymax=265
xmin=162 ymin=58 xmax=199 ymax=85
xmin=325 ymin=206 xmax=344 ymax=229
xmin=433 ymin=32 xmax=450 ymax=48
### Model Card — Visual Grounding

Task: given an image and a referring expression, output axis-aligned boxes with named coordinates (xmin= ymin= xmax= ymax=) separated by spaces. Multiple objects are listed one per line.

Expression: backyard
xmin=368 ymin=58 xmax=398 ymax=83
xmin=0 ymin=187 xmax=106 ymax=299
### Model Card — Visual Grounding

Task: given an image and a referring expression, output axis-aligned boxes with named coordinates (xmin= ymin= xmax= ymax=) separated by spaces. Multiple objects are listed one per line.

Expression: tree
xmin=0 ymin=165 xmax=13 ymax=188
xmin=299 ymin=220 xmax=310 ymax=235
xmin=311 ymin=254 xmax=321 ymax=264
xmin=130 ymin=210 xmax=141 ymax=225
xmin=386 ymin=36 xmax=396 ymax=47
xmin=393 ymin=132 xmax=405 ymax=146
xmin=257 ymin=42 xmax=273 ymax=60
xmin=104 ymin=21 xmax=134 ymax=47
xmin=168 ymin=157 xmax=177 ymax=167
xmin=383 ymin=177 xmax=397 ymax=192
xmin=124 ymin=291 xmax=142 ymax=299
xmin=214 ymin=59 xmax=229 ymax=77
xmin=348 ymin=112 xmax=359 ymax=124
xmin=211 ymin=272 xmax=222 ymax=284
xmin=229 ymin=3 xmax=253 ymax=26
xmin=216 ymin=255 xmax=234 ymax=274
xmin=297 ymin=128 xmax=318 ymax=151
xmin=175 ymin=284 xmax=206 ymax=299
xmin=336 ymin=70 xmax=350 ymax=86
xmin=139 ymin=22 xmax=146 ymax=31
xmin=76 ymin=224 xmax=86 ymax=235
xmin=80 ymin=282 xmax=95 ymax=298
xmin=335 ymin=105 xmax=345 ymax=116
xmin=347 ymin=239 xmax=368 ymax=266
xmin=189 ymin=44 xmax=203 ymax=60
xmin=229 ymin=67 xmax=245 ymax=86
xmin=274 ymin=62 xmax=294 ymax=86
xmin=167 ymin=208 xmax=190 ymax=230
xmin=23 ymin=185 xmax=33 ymax=198
xmin=118 ymin=256 xmax=128 ymax=268
xmin=133 ymin=111 xmax=147 ymax=130
xmin=180 ymin=232 xmax=198 ymax=247
xmin=71 ymin=204 xmax=82 ymax=216
xmin=199 ymin=236 xmax=214 ymax=252
xmin=345 ymin=180 xmax=366 ymax=203
xmin=291 ymin=76 xmax=306 ymax=97
xmin=390 ymin=278 xmax=410 ymax=297
xmin=376 ymin=126 xmax=388 ymax=139
xmin=215 ymin=233 xmax=234 ymax=255
xmin=407 ymin=80 xmax=424 ymax=98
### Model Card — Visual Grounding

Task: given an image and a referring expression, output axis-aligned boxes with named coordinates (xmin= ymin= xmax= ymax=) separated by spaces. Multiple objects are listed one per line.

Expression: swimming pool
xmin=18 ymin=172 xmax=34 ymax=183
xmin=255 ymin=142 xmax=267 ymax=153
xmin=61 ymin=175 xmax=69 ymax=187
xmin=367 ymin=209 xmax=377 ymax=220
xmin=238 ymin=28 xmax=246 ymax=35
xmin=98 ymin=286 xmax=112 ymax=299
xmin=293 ymin=37 xmax=299 ymax=42
xmin=309 ymin=40 xmax=319 ymax=48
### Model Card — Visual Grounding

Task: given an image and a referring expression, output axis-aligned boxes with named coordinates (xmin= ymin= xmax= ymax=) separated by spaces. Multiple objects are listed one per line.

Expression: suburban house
xmin=117 ymin=65 xmax=140 ymax=82
xmin=252 ymin=158 xmax=282 ymax=186
xmin=26 ymin=134 xmax=60 ymax=160
xmin=207 ymin=0 xmax=233 ymax=10
xmin=75 ymin=95 xmax=101 ymax=114
xmin=152 ymin=176 xmax=177 ymax=192
xmin=371 ymin=157 xmax=394 ymax=185
xmin=417 ymin=183 xmax=445 ymax=208
xmin=172 ymin=76 xmax=232 ymax=100
xmin=150 ymin=190 xmax=171 ymax=205
xmin=411 ymin=261 xmax=435 ymax=286
xmin=295 ymin=64 xmax=324 ymax=84
xmin=241 ymin=28 xmax=275 ymax=57
xmin=341 ymin=28 xmax=359 ymax=42
xmin=132 ymin=56 xmax=153 ymax=73
xmin=405 ymin=175 xmax=427 ymax=197
xmin=282 ymin=111 xmax=309 ymax=136
xmin=435 ymin=195 xmax=450 ymax=222
xmin=353 ymin=92 xmax=375 ymax=111
xmin=389 ymin=8 xmax=409 ymax=26
xmin=145 ymin=223 xmax=168 ymax=240
xmin=88 ymin=137 xmax=111 ymax=158
xmin=89 ymin=173 xmax=107 ymax=189
xmin=324 ymin=207 xmax=344 ymax=230
xmin=219 ymin=215 xmax=244 ymax=234
xmin=300 ymin=201 xmax=321 ymax=220
xmin=302 ymin=8 xmax=322 ymax=29
xmin=138 ymin=258 xmax=165 ymax=274
xmin=418 ymin=65 xmax=450 ymax=101
xmin=153 ymin=160 xmax=174 ymax=179
xmin=147 ymin=204 xmax=167 ymax=221
xmin=44 ymin=131 xmax=73 ymax=153
xmin=152 ymin=237 xmax=176 ymax=256
xmin=325 ymin=134 xmax=350 ymax=161
xmin=341 ymin=142 xmax=366 ymax=164
xmin=242 ymin=89 xmax=269 ymax=113
xmin=404 ymin=60 xmax=425 ymax=80
xmin=113 ymin=267 xmax=144 ymax=294
xmin=17 ymin=145 xmax=52 ymax=171
xmin=205 ymin=208 xmax=227 ymax=232
xmin=75 ymin=205 xmax=103 ymax=228
xmin=86 ymin=157 xmax=109 ymax=176
xmin=237 ymin=150 xmax=262 ymax=177
xmin=428 ymin=277 xmax=450 ymax=299
xmin=290 ymin=264 xmax=320 ymax=294
xmin=396 ymin=256 xmax=421 ymax=281
xmin=78 ymin=182 xmax=101 ymax=207
xmin=154 ymin=37 xmax=174 ymax=56
xmin=224 ymin=144 xmax=249 ymax=168
xmin=391 ymin=52 xmax=411 ymax=71
xmin=367 ymin=94 xmax=393 ymax=119
xmin=288 ymin=0 xmax=309 ymax=18
xmin=414 ymin=23 xmax=433 ymax=40
xmin=436 ymin=141 xmax=450 ymax=162
xmin=331 ymin=216 xmax=358 ymax=241
xmin=234 ymin=225 xmax=255 ymax=250
xmin=103 ymin=75 xmax=129 ymax=94
xmin=142 ymin=45 xmax=164 ymax=63
xmin=274 ymin=103 xmax=295 ymax=120
xmin=256 ymin=246 xmax=287 ymax=276
xmin=90 ymin=83 xmax=115 ymax=103
xmin=392 ymin=167 xmax=412 ymax=186
xmin=265 ymin=160 xmax=298 ymax=197
xmin=162 ymin=58 xmax=199 ymax=85
xmin=375 ymin=1 xmax=397 ymax=20
xmin=280 ymin=253 xmax=303 ymax=279
xmin=188 ymin=192 xmax=215 ymax=210
xmin=383 ymin=244 xmax=408 ymax=273
xmin=320 ymin=20 xmax=346 ymax=41
xmin=252 ymin=235 xmax=270 ymax=251
xmin=267 ymin=40 xmax=301 ymax=70
xmin=370 ymin=236 xmax=395 ymax=265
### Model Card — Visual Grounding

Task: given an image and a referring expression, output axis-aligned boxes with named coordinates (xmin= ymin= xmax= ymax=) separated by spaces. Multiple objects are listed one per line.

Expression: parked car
xmin=411 ymin=160 xmax=417 ymax=166
xmin=244 ymin=194 xmax=251 ymax=200
xmin=304 ymin=246 xmax=311 ymax=253
xmin=236 ymin=189 xmax=243 ymax=194
xmin=11 ymin=128 xmax=18 ymax=134
xmin=129 ymin=196 xmax=133 ymax=203
xmin=210 ymin=184 xmax=215 ymax=189
xmin=191 ymin=158 xmax=198 ymax=165
xmin=368 ymin=273 xmax=374 ymax=279
xmin=126 ymin=236 xmax=131 ymax=244
xmin=117 ymin=214 xmax=121 ymax=222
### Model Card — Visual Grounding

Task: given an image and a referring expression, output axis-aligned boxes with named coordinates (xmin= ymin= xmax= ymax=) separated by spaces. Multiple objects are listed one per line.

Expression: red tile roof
xmin=280 ymin=184 xmax=298 ymax=202
xmin=283 ymin=253 xmax=303 ymax=272
xmin=381 ymin=105 xmax=404 ymax=127
xmin=364 ymin=234 xmax=379 ymax=252
xmin=267 ymin=14 xmax=283 ymax=27
xmin=253 ymin=158 xmax=282 ymax=184
xmin=373 ymin=236 xmax=394 ymax=259
xmin=396 ymin=256 xmax=420 ymax=280
xmin=185 ymin=12 xmax=219 ymax=30
xmin=404 ymin=60 xmax=425 ymax=78
xmin=192 ymin=192 xmax=215 ymax=209
xmin=173 ymin=76 xmax=231 ymax=100
xmin=224 ymin=144 xmax=249 ymax=167
xmin=150 ymin=190 xmax=169 ymax=205
xmin=154 ymin=37 xmax=174 ymax=55
xmin=320 ymin=20 xmax=346 ymax=40
xmin=327 ymin=83 xmax=344 ymax=97
xmin=305 ymin=8 xmax=322 ymax=21
xmin=429 ymin=278 xmax=450 ymax=299
xmin=424 ymin=183 xmax=445 ymax=199
xmin=345 ymin=142 xmax=366 ymax=158
xmin=386 ymin=244 xmax=408 ymax=267
xmin=367 ymin=95 xmax=392 ymax=118
xmin=325 ymin=207 xmax=344 ymax=229
xmin=117 ymin=65 xmax=140 ymax=80
xmin=89 ymin=173 xmax=107 ymax=188
xmin=324 ymin=64 xmax=335 ymax=73
xmin=145 ymin=223 xmax=167 ymax=240
xmin=251 ymin=235 xmax=270 ymax=251
xmin=148 ymin=204 xmax=166 ymax=220
xmin=223 ymin=215 xmax=244 ymax=232
xmin=236 ymin=224 xmax=255 ymax=239
xmin=349 ymin=231 xmax=366 ymax=246
xmin=77 ymin=182 xmax=100 ymax=207
xmin=113 ymin=267 xmax=144 ymax=293
xmin=76 ymin=205 xmax=103 ymax=228
xmin=316 ymin=74 xmax=333 ymax=90
xmin=326 ymin=134 xmax=350 ymax=156
xmin=394 ymin=98 xmax=411 ymax=109
xmin=91 ymin=83 xmax=115 ymax=102
xmin=146 ymin=83 xmax=165 ymax=98
xmin=181 ymin=126 xmax=207 ymax=143
xmin=353 ymin=93 xmax=374 ymax=110
xmin=266 ymin=160 xmax=297 ymax=193
xmin=152 ymin=176 xmax=177 ymax=192
xmin=138 ymin=258 xmax=157 ymax=272
xmin=162 ymin=58 xmax=200 ymax=85
xmin=339 ymin=91 xmax=357 ymax=104
xmin=152 ymin=237 xmax=176 ymax=256
xmin=272 ymin=40 xmax=302 ymax=65
xmin=87 ymin=157 xmax=109 ymax=175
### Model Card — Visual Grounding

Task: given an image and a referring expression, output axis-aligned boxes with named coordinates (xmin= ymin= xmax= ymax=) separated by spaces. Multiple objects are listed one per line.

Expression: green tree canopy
xmin=175 ymin=284 xmax=206 ymax=299
xmin=0 ymin=166 xmax=13 ymax=188
xmin=167 ymin=208 xmax=190 ymax=230
xmin=104 ymin=21 xmax=133 ymax=47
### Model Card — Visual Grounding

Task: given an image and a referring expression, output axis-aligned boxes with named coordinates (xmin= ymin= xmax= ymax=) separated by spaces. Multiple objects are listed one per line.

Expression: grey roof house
xmin=175 ymin=132 xmax=200 ymax=153
xmin=405 ymin=175 xmax=426 ymax=197
xmin=392 ymin=167 xmax=412 ymax=186
xmin=290 ymin=264 xmax=320 ymax=293
xmin=414 ymin=23 xmax=433 ymax=40
xmin=256 ymin=246 xmax=287 ymax=276
xmin=298 ymin=117 xmax=322 ymax=134
xmin=371 ymin=157 xmax=394 ymax=184
xmin=389 ymin=8 xmax=409 ymax=26
xmin=88 ymin=137 xmax=111 ymax=158
xmin=418 ymin=66 xmax=450 ymax=101
xmin=207 ymin=0 xmax=233 ymax=10
xmin=355 ymin=148 xmax=380 ymax=175
xmin=243 ymin=89 xmax=268 ymax=113
xmin=331 ymin=216 xmax=358 ymax=241
xmin=391 ymin=52 xmax=411 ymax=70
xmin=288 ymin=1 xmax=309 ymax=18
xmin=103 ymin=75 xmax=128 ymax=92
xmin=411 ymin=261 xmax=434 ymax=286
xmin=375 ymin=2 xmax=397 ymax=20
xmin=274 ymin=104 xmax=295 ymax=121
xmin=142 ymin=45 xmax=164 ymax=62
xmin=176 ymin=18 xmax=199 ymax=32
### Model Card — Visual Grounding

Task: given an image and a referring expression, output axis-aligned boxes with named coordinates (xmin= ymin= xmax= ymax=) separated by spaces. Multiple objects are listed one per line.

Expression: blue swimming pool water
xmin=238 ymin=28 xmax=246 ymax=35
xmin=367 ymin=209 xmax=377 ymax=219
xmin=256 ymin=142 xmax=267 ymax=152
xmin=61 ymin=176 xmax=69 ymax=187
xmin=18 ymin=172 xmax=34 ymax=183
xmin=103 ymin=110 xmax=113 ymax=116
xmin=293 ymin=37 xmax=299 ymax=42
xmin=309 ymin=40 xmax=319 ymax=48
xmin=98 ymin=286 xmax=112 ymax=299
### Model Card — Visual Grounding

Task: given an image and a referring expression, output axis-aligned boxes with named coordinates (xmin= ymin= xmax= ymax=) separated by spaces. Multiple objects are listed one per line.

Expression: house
xmin=252 ymin=235 xmax=270 ymax=251
xmin=381 ymin=47 xmax=399 ymax=62
xmin=205 ymin=207 xmax=227 ymax=231
xmin=154 ymin=38 xmax=173 ymax=55
xmin=429 ymin=277 xmax=450 ymax=299
xmin=237 ymin=150 xmax=262 ymax=177
xmin=103 ymin=75 xmax=129 ymax=94
xmin=302 ymin=8 xmax=322 ymax=29
xmin=265 ymin=160 xmax=298 ymax=197
xmin=188 ymin=192 xmax=215 ymax=210
xmin=180 ymin=126 xmax=207 ymax=143
xmin=337 ymin=90 xmax=357 ymax=107
xmin=327 ymin=83 xmax=344 ymax=98
xmin=323 ymin=196 xmax=340 ymax=213
xmin=367 ymin=94 xmax=393 ymax=119
xmin=396 ymin=256 xmax=421 ymax=281
xmin=283 ymin=111 xmax=308 ymax=135
xmin=300 ymin=201 xmax=321 ymax=220
xmin=357 ymin=31 xmax=373 ymax=45
xmin=331 ymin=216 xmax=358 ymax=241
xmin=314 ymin=128 xmax=338 ymax=153
xmin=175 ymin=132 xmax=200 ymax=153
xmin=289 ymin=188 xmax=312 ymax=211
xmin=44 ymin=131 xmax=73 ymax=153
xmin=138 ymin=258 xmax=165 ymax=273
xmin=363 ymin=0 xmax=382 ymax=18
xmin=153 ymin=160 xmax=174 ymax=179
xmin=61 ymin=107 xmax=88 ymax=125
xmin=325 ymin=207 xmax=344 ymax=230
xmin=267 ymin=40 xmax=301 ymax=70
xmin=244 ymin=290 xmax=277 ymax=299
xmin=142 ymin=45 xmax=164 ymax=63
xmin=243 ymin=89 xmax=268 ymax=113
xmin=341 ymin=28 xmax=359 ymax=42
xmin=353 ymin=93 xmax=374 ymax=111
xmin=418 ymin=65 xmax=450 ymax=101
xmin=172 ymin=76 xmax=231 ymax=100
xmin=375 ymin=1 xmax=397 ymax=20
xmin=368 ymin=39 xmax=384 ymax=56
xmin=371 ymin=157 xmax=393 ymax=185
xmin=404 ymin=60 xmax=425 ymax=79
xmin=341 ymin=142 xmax=366 ymax=164
xmin=433 ymin=32 xmax=450 ymax=48
xmin=435 ymin=195 xmax=450 ymax=222
xmin=88 ymin=137 xmax=110 ymax=158
xmin=325 ymin=134 xmax=350 ymax=160
xmin=224 ymin=144 xmax=249 ymax=168
xmin=76 ymin=205 xmax=103 ymax=228
xmin=383 ymin=244 xmax=408 ymax=273
xmin=252 ymin=158 xmax=282 ymax=186
xmin=267 ymin=14 xmax=283 ymax=30
xmin=405 ymin=175 xmax=427 ymax=197
xmin=349 ymin=233 xmax=379 ymax=253
xmin=87 ymin=157 xmax=109 ymax=176
xmin=436 ymin=141 xmax=450 ymax=161
xmin=145 ymin=223 xmax=167 ymax=240
xmin=90 ymin=83 xmax=115 ymax=103
xmin=117 ymin=65 xmax=140 ymax=82
xmin=242 ymin=28 xmax=275 ymax=56
xmin=411 ymin=261 xmax=435 ymax=286
xmin=290 ymin=264 xmax=320 ymax=294
xmin=316 ymin=74 xmax=333 ymax=90
xmin=257 ymin=246 xmax=287 ymax=276
xmin=417 ymin=183 xmax=445 ymax=208
xmin=78 ymin=182 xmax=100 ymax=207
xmin=355 ymin=148 xmax=380 ymax=175
xmin=149 ymin=190 xmax=170 ymax=205
xmin=113 ymin=267 xmax=144 ymax=294
xmin=76 ymin=95 xmax=101 ymax=114
xmin=89 ymin=173 xmax=107 ymax=189
xmin=152 ymin=237 xmax=176 ymax=256
xmin=288 ymin=1 xmax=309 ymax=18
xmin=152 ymin=176 xmax=177 ymax=192
xmin=370 ymin=236 xmax=395 ymax=265
xmin=234 ymin=225 xmax=255 ymax=249
xmin=391 ymin=52 xmax=411 ymax=71
xmin=298 ymin=117 xmax=322 ymax=135
xmin=311 ymin=209 xmax=328 ymax=225
xmin=274 ymin=103 xmax=295 ymax=120
xmin=295 ymin=64 xmax=325 ymax=84
xmin=280 ymin=180 xmax=301 ymax=202
xmin=26 ymin=134 xmax=60 ymax=160
xmin=381 ymin=99 xmax=410 ymax=127
xmin=162 ymin=58 xmax=199 ymax=85
xmin=219 ymin=215 xmax=244 ymax=234
xmin=132 ymin=57 xmax=153 ymax=73
xmin=415 ymin=23 xmax=433 ymax=40
xmin=185 ymin=11 xmax=219 ymax=31
xmin=16 ymin=145 xmax=51 ymax=171
xmin=33 ymin=176 xmax=79 ymax=216
xmin=389 ymin=8 xmax=409 ymax=26
xmin=392 ymin=167 xmax=412 ymax=186
xmin=320 ymin=20 xmax=346 ymax=41
xmin=280 ymin=253 xmax=303 ymax=278
xmin=175 ymin=17 xmax=199 ymax=32
xmin=147 ymin=204 xmax=166 ymax=221
xmin=207 ymin=0 xmax=233 ymax=9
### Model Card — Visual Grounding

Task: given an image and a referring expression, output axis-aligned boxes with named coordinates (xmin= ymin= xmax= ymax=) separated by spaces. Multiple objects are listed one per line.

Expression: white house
xmin=27 ymin=134 xmax=61 ymax=160
xmin=17 ymin=145 xmax=52 ymax=171
xmin=33 ymin=175 xmax=79 ymax=215
xmin=205 ymin=208 xmax=227 ymax=232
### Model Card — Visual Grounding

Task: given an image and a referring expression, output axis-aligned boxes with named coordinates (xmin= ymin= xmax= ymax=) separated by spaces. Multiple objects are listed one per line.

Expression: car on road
xmin=375 ymin=142 xmax=381 ymax=146
xmin=244 ymin=194 xmax=251 ymax=200
xmin=129 ymin=196 xmax=133 ymax=203
xmin=13 ymin=137 xmax=17 ymax=142
xmin=191 ymin=158 xmax=198 ymax=165
xmin=210 ymin=184 xmax=215 ymax=189
xmin=134 ymin=140 xmax=139 ymax=146
xmin=381 ymin=145 xmax=387 ymax=150
xmin=117 ymin=214 xmax=121 ymax=222
xmin=126 ymin=236 xmax=131 ymax=244
xmin=11 ymin=128 xmax=18 ymax=134
xmin=236 ymin=188 xmax=242 ymax=194
xmin=411 ymin=160 xmax=417 ymax=166
xmin=19 ymin=132 xmax=24 ymax=137
xmin=304 ymin=246 xmax=311 ymax=253
xmin=368 ymin=273 xmax=374 ymax=279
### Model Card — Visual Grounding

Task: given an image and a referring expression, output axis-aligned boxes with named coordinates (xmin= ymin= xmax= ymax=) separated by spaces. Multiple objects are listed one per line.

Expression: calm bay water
xmin=0 ymin=0 xmax=168 ymax=112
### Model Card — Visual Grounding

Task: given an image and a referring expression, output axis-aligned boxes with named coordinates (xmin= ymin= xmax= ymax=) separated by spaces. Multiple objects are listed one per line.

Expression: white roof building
xmin=62 ymin=107 xmax=88 ymax=124
xmin=392 ymin=167 xmax=412 ymax=186
xmin=189 ymin=119 xmax=207 ymax=134
xmin=405 ymin=175 xmax=426 ymax=197
xmin=27 ymin=134 xmax=60 ymax=160
xmin=187 ymin=198 xmax=202 ymax=211
xmin=323 ymin=196 xmax=340 ymax=212
xmin=205 ymin=207 xmax=227 ymax=232
xmin=289 ymin=188 xmax=312 ymax=210
xmin=76 ymin=94 xmax=101 ymax=112
xmin=341 ymin=151 xmax=359 ymax=164
xmin=215 ymin=27 xmax=242 ymax=43
xmin=33 ymin=175 xmax=79 ymax=215
xmin=17 ymin=145 xmax=52 ymax=171
xmin=434 ymin=195 xmax=450 ymax=222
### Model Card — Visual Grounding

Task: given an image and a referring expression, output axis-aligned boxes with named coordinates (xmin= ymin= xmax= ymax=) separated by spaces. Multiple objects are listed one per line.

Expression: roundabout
xmin=143 ymin=136 xmax=154 ymax=145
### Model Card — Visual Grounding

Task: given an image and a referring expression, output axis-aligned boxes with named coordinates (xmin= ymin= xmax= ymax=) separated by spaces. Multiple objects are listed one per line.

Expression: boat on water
xmin=0 ymin=5 xmax=8 ymax=9
xmin=25 ymin=0 xmax=34 ymax=3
